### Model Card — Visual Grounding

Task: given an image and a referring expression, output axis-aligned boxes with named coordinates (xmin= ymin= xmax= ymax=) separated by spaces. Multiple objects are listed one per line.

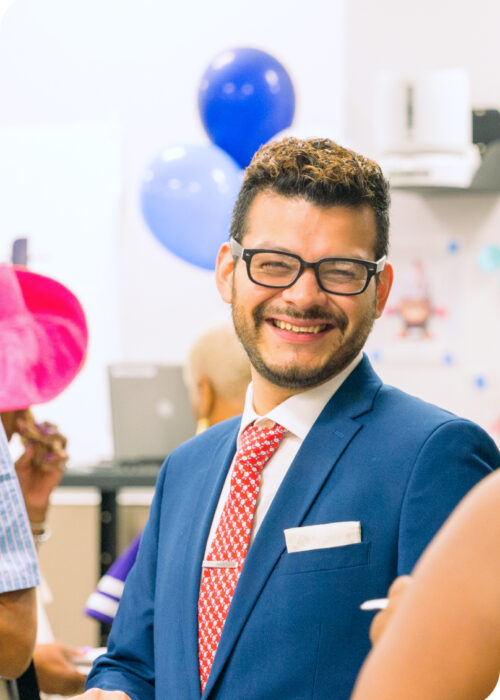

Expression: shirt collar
xmin=239 ymin=353 xmax=363 ymax=441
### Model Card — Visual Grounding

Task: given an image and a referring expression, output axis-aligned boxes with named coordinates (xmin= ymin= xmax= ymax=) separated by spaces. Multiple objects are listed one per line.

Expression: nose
xmin=279 ymin=267 xmax=329 ymax=308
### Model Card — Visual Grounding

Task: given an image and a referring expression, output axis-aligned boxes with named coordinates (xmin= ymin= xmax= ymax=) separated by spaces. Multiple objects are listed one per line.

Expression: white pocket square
xmin=284 ymin=521 xmax=361 ymax=553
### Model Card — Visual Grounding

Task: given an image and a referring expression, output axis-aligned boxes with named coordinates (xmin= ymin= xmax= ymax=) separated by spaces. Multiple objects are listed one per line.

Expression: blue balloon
xmin=198 ymin=47 xmax=296 ymax=168
xmin=140 ymin=143 xmax=242 ymax=270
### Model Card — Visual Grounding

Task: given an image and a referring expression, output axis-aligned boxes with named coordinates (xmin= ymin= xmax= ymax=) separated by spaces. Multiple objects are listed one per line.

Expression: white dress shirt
xmin=204 ymin=353 xmax=362 ymax=556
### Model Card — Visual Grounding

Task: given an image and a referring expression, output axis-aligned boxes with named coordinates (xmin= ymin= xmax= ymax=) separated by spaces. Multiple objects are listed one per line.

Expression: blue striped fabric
xmin=0 ymin=422 xmax=39 ymax=592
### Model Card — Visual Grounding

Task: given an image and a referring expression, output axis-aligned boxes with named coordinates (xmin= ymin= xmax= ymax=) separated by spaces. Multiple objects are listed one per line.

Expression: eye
xmin=330 ymin=268 xmax=357 ymax=280
xmin=259 ymin=260 xmax=293 ymax=271
xmin=319 ymin=260 xmax=368 ymax=290
xmin=251 ymin=253 xmax=299 ymax=278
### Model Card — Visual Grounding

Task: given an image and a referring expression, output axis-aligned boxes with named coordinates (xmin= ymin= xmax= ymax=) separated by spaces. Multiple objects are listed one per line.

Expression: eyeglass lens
xmin=249 ymin=252 xmax=369 ymax=293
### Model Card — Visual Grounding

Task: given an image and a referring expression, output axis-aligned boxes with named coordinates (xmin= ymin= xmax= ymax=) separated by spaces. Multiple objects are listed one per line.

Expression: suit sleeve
xmin=397 ymin=419 xmax=499 ymax=574
xmin=85 ymin=460 xmax=169 ymax=700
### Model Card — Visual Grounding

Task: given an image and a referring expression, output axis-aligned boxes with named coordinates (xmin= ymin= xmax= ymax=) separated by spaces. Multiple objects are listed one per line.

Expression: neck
xmin=209 ymin=396 xmax=246 ymax=425
xmin=251 ymin=374 xmax=309 ymax=415
xmin=250 ymin=356 xmax=361 ymax=415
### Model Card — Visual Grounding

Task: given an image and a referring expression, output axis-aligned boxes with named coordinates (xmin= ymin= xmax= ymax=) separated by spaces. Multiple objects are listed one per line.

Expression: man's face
xmin=216 ymin=192 xmax=393 ymax=395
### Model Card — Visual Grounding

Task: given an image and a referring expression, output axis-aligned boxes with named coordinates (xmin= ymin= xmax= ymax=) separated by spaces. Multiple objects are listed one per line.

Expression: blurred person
xmin=75 ymin=137 xmax=498 ymax=700
xmin=0 ymin=263 xmax=88 ymax=697
xmin=1 ymin=410 xmax=87 ymax=698
xmin=1 ymin=409 xmax=68 ymax=541
xmin=0 ymin=419 xmax=39 ymax=681
xmin=351 ymin=469 xmax=500 ymax=700
xmin=85 ymin=323 xmax=251 ymax=626
xmin=184 ymin=323 xmax=252 ymax=434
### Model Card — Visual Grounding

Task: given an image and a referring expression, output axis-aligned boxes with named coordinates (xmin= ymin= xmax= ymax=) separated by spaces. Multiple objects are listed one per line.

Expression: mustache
xmin=253 ymin=303 xmax=348 ymax=333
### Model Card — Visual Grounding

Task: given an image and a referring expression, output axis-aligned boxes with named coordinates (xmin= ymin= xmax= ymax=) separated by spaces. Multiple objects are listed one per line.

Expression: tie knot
xmin=238 ymin=422 xmax=285 ymax=472
xmin=243 ymin=421 xmax=285 ymax=439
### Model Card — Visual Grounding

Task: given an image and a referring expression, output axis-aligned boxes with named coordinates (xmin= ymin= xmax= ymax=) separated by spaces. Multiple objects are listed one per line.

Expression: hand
xmin=369 ymin=575 xmax=413 ymax=646
xmin=13 ymin=411 xmax=68 ymax=523
xmin=14 ymin=444 xmax=65 ymax=524
xmin=68 ymin=690 xmax=131 ymax=699
xmin=33 ymin=642 xmax=87 ymax=695
xmin=17 ymin=413 xmax=69 ymax=470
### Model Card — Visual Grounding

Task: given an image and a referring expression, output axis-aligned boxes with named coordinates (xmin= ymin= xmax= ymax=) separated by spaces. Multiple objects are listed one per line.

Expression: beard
xmin=232 ymin=291 xmax=377 ymax=390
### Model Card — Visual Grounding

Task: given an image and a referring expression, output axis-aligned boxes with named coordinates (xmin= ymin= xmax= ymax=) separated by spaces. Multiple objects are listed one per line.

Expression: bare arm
xmin=0 ymin=586 xmax=37 ymax=678
xmin=352 ymin=470 xmax=500 ymax=700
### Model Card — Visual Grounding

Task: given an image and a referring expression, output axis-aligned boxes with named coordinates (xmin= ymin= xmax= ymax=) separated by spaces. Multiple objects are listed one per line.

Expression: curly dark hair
xmin=230 ymin=137 xmax=390 ymax=260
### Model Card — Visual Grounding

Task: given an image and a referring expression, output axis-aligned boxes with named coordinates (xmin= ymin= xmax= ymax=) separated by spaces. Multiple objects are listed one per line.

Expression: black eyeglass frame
xmin=229 ymin=238 xmax=387 ymax=296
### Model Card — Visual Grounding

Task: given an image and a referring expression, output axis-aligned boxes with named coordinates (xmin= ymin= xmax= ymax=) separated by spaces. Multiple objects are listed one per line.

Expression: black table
xmin=59 ymin=462 xmax=162 ymax=644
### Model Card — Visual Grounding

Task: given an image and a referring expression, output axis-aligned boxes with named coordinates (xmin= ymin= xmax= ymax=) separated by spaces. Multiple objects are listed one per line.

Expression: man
xmin=0 ymin=420 xmax=39 ymax=680
xmin=78 ymin=138 xmax=499 ymax=700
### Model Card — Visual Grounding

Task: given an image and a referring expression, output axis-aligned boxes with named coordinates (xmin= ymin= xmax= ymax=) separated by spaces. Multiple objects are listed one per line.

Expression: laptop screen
xmin=108 ymin=364 xmax=197 ymax=464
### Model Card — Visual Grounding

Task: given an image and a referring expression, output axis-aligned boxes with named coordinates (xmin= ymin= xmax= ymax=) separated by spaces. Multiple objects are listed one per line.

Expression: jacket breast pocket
xmin=276 ymin=541 xmax=371 ymax=575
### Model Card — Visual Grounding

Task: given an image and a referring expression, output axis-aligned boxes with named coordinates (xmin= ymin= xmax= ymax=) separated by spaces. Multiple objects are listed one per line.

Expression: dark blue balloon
xmin=140 ymin=143 xmax=242 ymax=270
xmin=198 ymin=47 xmax=296 ymax=168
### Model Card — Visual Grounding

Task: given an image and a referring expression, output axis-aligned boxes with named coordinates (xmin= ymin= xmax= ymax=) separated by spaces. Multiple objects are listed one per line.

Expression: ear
xmin=375 ymin=262 xmax=394 ymax=318
xmin=196 ymin=376 xmax=215 ymax=420
xmin=215 ymin=242 xmax=235 ymax=304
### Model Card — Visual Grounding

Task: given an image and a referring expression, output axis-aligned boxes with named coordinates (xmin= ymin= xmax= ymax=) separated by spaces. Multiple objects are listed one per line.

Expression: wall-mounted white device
xmin=375 ymin=68 xmax=480 ymax=188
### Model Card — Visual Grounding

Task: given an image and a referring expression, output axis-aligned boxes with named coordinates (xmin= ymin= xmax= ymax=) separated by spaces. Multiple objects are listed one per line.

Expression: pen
xmin=360 ymin=598 xmax=389 ymax=611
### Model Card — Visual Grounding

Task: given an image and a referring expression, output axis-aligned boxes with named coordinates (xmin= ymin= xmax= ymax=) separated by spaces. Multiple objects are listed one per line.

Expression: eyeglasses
xmin=230 ymin=238 xmax=386 ymax=296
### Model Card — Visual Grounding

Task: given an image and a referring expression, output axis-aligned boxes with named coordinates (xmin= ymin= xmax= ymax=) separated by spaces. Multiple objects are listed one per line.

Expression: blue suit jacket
xmin=87 ymin=357 xmax=499 ymax=699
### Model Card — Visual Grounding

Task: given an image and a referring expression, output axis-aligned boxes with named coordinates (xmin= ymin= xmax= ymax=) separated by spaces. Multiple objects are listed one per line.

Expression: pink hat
xmin=0 ymin=264 xmax=89 ymax=411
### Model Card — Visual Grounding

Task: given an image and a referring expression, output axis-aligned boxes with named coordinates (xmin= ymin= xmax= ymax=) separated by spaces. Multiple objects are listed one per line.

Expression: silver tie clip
xmin=202 ymin=560 xmax=237 ymax=569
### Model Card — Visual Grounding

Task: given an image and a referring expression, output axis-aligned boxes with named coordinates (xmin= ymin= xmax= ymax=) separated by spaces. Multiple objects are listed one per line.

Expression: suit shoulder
xmin=377 ymin=382 xmax=461 ymax=424
xmin=375 ymin=383 xmax=497 ymax=450
xmin=166 ymin=415 xmax=240 ymax=460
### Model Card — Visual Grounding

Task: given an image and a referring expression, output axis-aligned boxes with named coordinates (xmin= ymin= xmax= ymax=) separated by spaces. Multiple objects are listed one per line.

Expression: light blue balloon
xmin=477 ymin=245 xmax=500 ymax=273
xmin=140 ymin=143 xmax=242 ymax=270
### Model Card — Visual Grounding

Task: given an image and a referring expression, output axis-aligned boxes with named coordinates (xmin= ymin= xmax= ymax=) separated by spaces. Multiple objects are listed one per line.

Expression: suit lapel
xmin=203 ymin=357 xmax=381 ymax=698
xmin=181 ymin=425 xmax=239 ymax=700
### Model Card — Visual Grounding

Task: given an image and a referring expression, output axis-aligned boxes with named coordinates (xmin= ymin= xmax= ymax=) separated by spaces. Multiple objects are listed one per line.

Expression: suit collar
xmin=202 ymin=356 xmax=382 ymax=697
xmin=323 ymin=353 xmax=382 ymax=420
xmin=239 ymin=352 xmax=364 ymax=441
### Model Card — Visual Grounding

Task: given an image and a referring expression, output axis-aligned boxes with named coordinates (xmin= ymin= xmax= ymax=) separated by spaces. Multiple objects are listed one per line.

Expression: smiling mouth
xmin=271 ymin=319 xmax=333 ymax=334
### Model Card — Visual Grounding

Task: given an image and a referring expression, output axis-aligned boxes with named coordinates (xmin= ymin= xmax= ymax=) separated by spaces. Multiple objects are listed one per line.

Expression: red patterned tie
xmin=198 ymin=422 xmax=285 ymax=692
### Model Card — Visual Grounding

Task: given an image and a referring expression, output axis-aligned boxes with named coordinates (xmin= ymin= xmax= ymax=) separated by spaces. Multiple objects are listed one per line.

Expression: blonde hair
xmin=184 ymin=324 xmax=251 ymax=403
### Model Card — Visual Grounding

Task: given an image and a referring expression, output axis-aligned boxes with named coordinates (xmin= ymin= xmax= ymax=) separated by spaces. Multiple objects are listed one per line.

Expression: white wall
xmin=344 ymin=0 xmax=500 ymax=444
xmin=1 ymin=0 xmax=498 ymax=457
xmin=0 ymin=0 xmax=346 ymax=462
xmin=0 ymin=125 xmax=122 ymax=463
xmin=345 ymin=0 xmax=500 ymax=157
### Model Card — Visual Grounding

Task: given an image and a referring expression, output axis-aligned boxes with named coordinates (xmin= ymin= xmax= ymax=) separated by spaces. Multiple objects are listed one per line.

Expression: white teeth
xmin=274 ymin=320 xmax=326 ymax=334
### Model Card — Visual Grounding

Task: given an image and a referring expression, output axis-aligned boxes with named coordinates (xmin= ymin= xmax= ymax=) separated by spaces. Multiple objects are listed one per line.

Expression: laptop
xmin=108 ymin=363 xmax=197 ymax=465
